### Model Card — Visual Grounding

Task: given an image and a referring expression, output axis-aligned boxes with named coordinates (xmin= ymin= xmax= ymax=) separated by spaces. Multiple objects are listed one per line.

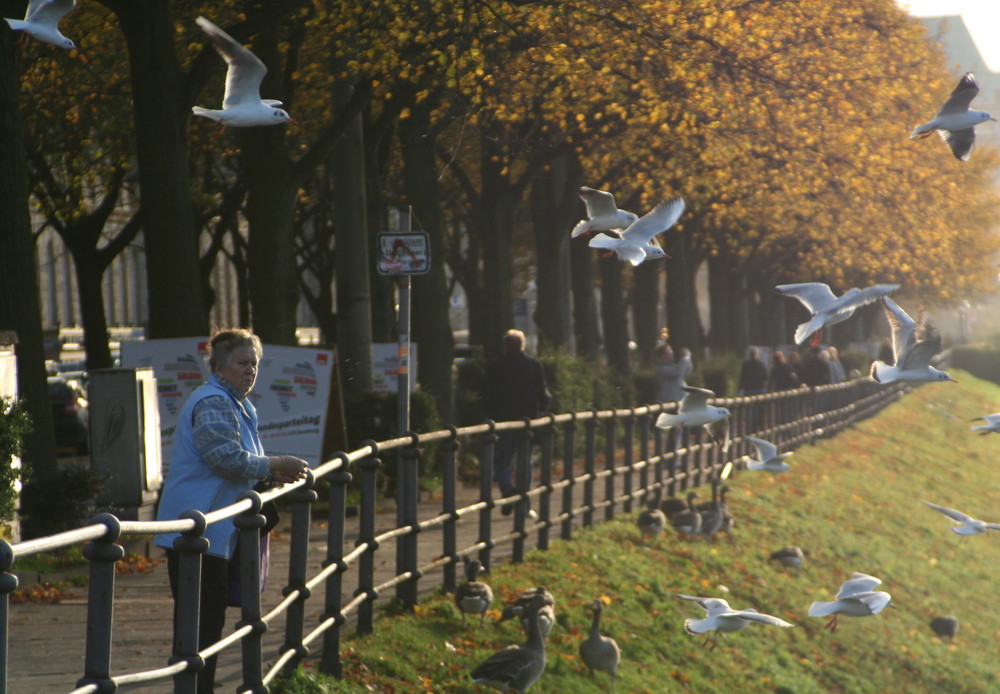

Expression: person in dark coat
xmin=480 ymin=329 xmax=551 ymax=514
xmin=738 ymin=347 xmax=769 ymax=396
xmin=800 ymin=345 xmax=832 ymax=387
xmin=769 ymin=351 xmax=801 ymax=391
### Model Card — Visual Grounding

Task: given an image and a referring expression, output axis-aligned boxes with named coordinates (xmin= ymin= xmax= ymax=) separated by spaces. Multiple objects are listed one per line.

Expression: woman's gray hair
xmin=208 ymin=328 xmax=262 ymax=372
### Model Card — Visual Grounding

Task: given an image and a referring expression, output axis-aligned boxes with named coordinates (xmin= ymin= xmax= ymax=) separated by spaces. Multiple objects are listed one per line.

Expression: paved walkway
xmin=6 ymin=478 xmax=599 ymax=693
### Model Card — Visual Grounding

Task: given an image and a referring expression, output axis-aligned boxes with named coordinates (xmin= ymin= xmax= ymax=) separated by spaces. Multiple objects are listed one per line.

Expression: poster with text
xmin=121 ymin=339 xmax=334 ymax=469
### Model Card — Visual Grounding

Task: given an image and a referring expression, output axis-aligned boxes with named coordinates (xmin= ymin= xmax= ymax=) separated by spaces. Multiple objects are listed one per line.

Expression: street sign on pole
xmin=376 ymin=232 xmax=430 ymax=276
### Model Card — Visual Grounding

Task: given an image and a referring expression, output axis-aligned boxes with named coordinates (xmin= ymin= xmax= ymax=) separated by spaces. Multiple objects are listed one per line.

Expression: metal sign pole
xmin=396 ymin=207 xmax=411 ymax=435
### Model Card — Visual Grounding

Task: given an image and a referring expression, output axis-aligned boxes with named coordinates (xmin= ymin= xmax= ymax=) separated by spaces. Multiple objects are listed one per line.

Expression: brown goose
xmin=697 ymin=481 xmax=725 ymax=541
xmin=930 ymin=615 xmax=959 ymax=641
xmin=456 ymin=558 xmax=493 ymax=627
xmin=636 ymin=500 xmax=668 ymax=540
xmin=472 ymin=589 xmax=550 ymax=692
xmin=579 ymin=599 xmax=621 ymax=691
xmin=670 ymin=491 xmax=702 ymax=540
xmin=499 ymin=586 xmax=556 ymax=638
xmin=769 ymin=546 xmax=805 ymax=573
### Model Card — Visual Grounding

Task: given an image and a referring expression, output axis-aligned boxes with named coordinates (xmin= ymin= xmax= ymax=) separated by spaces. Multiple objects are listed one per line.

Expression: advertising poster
xmin=371 ymin=342 xmax=417 ymax=393
xmin=121 ymin=339 xmax=334 ymax=468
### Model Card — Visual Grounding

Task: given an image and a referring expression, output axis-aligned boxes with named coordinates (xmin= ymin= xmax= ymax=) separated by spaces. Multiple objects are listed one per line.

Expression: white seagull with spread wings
xmin=588 ymin=196 xmax=684 ymax=266
xmin=774 ymin=282 xmax=899 ymax=345
xmin=923 ymin=501 xmax=1000 ymax=537
xmin=677 ymin=594 xmax=793 ymax=648
xmin=571 ymin=187 xmax=638 ymax=239
xmin=911 ymin=72 xmax=996 ymax=161
xmin=192 ymin=17 xmax=293 ymax=128
xmin=808 ymin=572 xmax=892 ymax=632
xmin=869 ymin=298 xmax=955 ymax=384
xmin=3 ymin=0 xmax=76 ymax=49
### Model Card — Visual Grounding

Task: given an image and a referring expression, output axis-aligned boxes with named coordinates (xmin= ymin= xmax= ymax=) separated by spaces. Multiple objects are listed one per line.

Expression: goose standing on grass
xmin=717 ymin=485 xmax=735 ymax=544
xmin=743 ymin=436 xmax=792 ymax=473
xmin=192 ymin=16 xmax=294 ymax=128
xmin=774 ymin=282 xmax=899 ymax=345
xmin=808 ymin=572 xmax=892 ymax=632
xmin=769 ymin=546 xmax=805 ymax=573
xmin=676 ymin=594 xmax=794 ymax=650
xmin=472 ymin=590 xmax=550 ymax=693
xmin=579 ymin=599 xmax=621 ymax=691
xmin=499 ymin=586 xmax=556 ymax=638
xmin=969 ymin=413 xmax=1000 ymax=435
xmin=922 ymin=500 xmax=1000 ymax=537
xmin=697 ymin=480 xmax=725 ymax=542
xmin=636 ymin=499 xmax=668 ymax=541
xmin=660 ymin=494 xmax=689 ymax=519
xmin=870 ymin=298 xmax=955 ymax=384
xmin=456 ymin=559 xmax=493 ymax=627
xmin=670 ymin=491 xmax=702 ymax=540
xmin=930 ymin=615 xmax=959 ymax=641
xmin=571 ymin=187 xmax=637 ymax=239
xmin=910 ymin=72 xmax=996 ymax=161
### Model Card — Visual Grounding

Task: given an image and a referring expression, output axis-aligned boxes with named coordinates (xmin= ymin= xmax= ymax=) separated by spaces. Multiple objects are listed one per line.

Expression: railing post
xmin=0 ymin=540 xmax=15 ymax=694
xmin=583 ymin=414 xmax=598 ymax=527
xmin=76 ymin=513 xmax=125 ymax=694
xmin=536 ymin=417 xmax=555 ymax=551
xmin=638 ymin=412 xmax=651 ymax=505
xmin=604 ymin=418 xmax=617 ymax=522
xmin=234 ymin=491 xmax=267 ymax=694
xmin=320 ymin=457 xmax=352 ymax=676
xmin=396 ymin=434 xmax=422 ymax=610
xmin=512 ymin=424 xmax=532 ymax=563
xmin=355 ymin=445 xmax=380 ymax=637
xmin=169 ymin=511 xmax=208 ymax=694
xmin=283 ymin=470 xmax=318 ymax=673
xmin=441 ymin=427 xmax=460 ymax=592
xmin=478 ymin=425 xmax=496 ymax=571
xmin=561 ymin=415 xmax=577 ymax=542
xmin=622 ymin=412 xmax=635 ymax=514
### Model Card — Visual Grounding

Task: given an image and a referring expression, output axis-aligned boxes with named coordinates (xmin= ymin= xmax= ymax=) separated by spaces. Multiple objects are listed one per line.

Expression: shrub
xmin=952 ymin=345 xmax=1000 ymax=385
xmin=19 ymin=464 xmax=106 ymax=539
xmin=0 ymin=397 xmax=29 ymax=528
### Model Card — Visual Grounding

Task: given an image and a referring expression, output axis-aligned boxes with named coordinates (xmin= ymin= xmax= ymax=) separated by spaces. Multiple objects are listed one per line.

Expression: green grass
xmin=276 ymin=369 xmax=1000 ymax=693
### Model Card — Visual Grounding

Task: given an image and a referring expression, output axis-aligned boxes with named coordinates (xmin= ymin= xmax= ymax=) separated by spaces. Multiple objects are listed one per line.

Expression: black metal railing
xmin=0 ymin=377 xmax=907 ymax=693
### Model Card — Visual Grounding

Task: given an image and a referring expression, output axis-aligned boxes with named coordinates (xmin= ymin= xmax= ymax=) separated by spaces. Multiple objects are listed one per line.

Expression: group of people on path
xmin=740 ymin=344 xmax=861 ymax=395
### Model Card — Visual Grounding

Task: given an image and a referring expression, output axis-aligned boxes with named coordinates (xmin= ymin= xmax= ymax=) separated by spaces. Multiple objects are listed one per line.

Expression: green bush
xmin=691 ymin=351 xmax=742 ymax=396
xmin=0 ymin=397 xmax=29 ymax=528
xmin=952 ymin=345 xmax=1000 ymax=384
xmin=19 ymin=464 xmax=106 ymax=539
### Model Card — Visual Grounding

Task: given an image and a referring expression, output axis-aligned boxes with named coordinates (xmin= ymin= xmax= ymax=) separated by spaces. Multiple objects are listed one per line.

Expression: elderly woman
xmin=155 ymin=328 xmax=307 ymax=693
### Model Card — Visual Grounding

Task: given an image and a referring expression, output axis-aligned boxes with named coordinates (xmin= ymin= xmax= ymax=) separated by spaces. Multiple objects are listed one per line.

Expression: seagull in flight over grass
xmin=656 ymin=386 xmax=731 ymax=452
xmin=571 ymin=187 xmax=638 ymax=239
xmin=3 ymin=0 xmax=76 ymax=49
xmin=922 ymin=500 xmax=1000 ymax=537
xmin=743 ymin=436 xmax=792 ymax=473
xmin=774 ymin=282 xmax=899 ymax=345
xmin=808 ymin=572 xmax=892 ymax=632
xmin=677 ymin=594 xmax=793 ymax=649
xmin=911 ymin=72 xmax=996 ymax=161
xmin=589 ymin=196 xmax=684 ymax=266
xmin=192 ymin=17 xmax=293 ymax=128
xmin=869 ymin=298 xmax=955 ymax=384
xmin=969 ymin=413 xmax=1000 ymax=435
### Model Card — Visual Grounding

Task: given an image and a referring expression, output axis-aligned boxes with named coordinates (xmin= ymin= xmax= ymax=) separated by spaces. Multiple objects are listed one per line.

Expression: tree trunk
xmin=631 ymin=260 xmax=660 ymax=365
xmin=74 ymin=259 xmax=113 ymax=370
xmin=106 ymin=1 xmax=207 ymax=338
xmin=598 ymin=257 xmax=629 ymax=378
xmin=479 ymin=137 xmax=515 ymax=359
xmin=529 ymin=153 xmax=579 ymax=352
xmin=366 ymin=109 xmax=395 ymax=344
xmin=331 ymin=81 xmax=373 ymax=397
xmin=0 ymin=30 xmax=58 ymax=481
xmin=399 ymin=101 xmax=454 ymax=418
xmin=664 ymin=232 xmax=702 ymax=356
xmin=570 ymin=238 xmax=599 ymax=359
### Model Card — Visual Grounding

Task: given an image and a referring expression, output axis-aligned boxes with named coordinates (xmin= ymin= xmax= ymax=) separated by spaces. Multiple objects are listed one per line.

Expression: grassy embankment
xmin=280 ymin=370 xmax=1000 ymax=693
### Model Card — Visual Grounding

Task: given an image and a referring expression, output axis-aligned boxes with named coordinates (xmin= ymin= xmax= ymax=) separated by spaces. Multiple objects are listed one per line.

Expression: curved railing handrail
xmin=0 ymin=377 xmax=907 ymax=693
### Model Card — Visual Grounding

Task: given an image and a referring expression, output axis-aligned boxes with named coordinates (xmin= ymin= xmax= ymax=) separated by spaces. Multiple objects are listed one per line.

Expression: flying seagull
xmin=3 ymin=0 xmax=76 ymax=49
xmin=774 ymin=282 xmax=899 ymax=345
xmin=571 ymin=187 xmax=638 ymax=239
xmin=869 ymin=298 xmax=955 ymax=384
xmin=911 ymin=72 xmax=996 ymax=161
xmin=676 ymin=594 xmax=794 ymax=649
xmin=922 ymin=500 xmax=1000 ymax=537
xmin=743 ymin=436 xmax=792 ymax=473
xmin=970 ymin=413 xmax=1000 ymax=435
xmin=808 ymin=572 xmax=892 ymax=632
xmin=656 ymin=386 xmax=731 ymax=450
xmin=589 ymin=196 xmax=684 ymax=266
xmin=192 ymin=17 xmax=293 ymax=128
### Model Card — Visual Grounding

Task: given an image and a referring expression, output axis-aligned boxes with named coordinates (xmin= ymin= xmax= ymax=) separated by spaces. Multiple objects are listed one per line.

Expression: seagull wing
xmin=25 ymin=0 xmax=74 ymax=26
xmin=579 ymin=187 xmax=620 ymax=219
xmin=851 ymin=591 xmax=892 ymax=615
xmin=940 ymin=127 xmax=976 ymax=162
xmin=588 ymin=235 xmax=647 ymax=265
xmin=678 ymin=386 xmax=713 ymax=413
xmin=923 ymin=500 xmax=975 ymax=525
xmin=774 ymin=283 xmax=838 ymax=314
xmin=196 ymin=17 xmax=268 ymax=109
xmin=836 ymin=573 xmax=882 ymax=599
xmin=706 ymin=417 xmax=730 ymax=452
xmin=621 ymin=197 xmax=685 ymax=245
xmin=743 ymin=435 xmax=778 ymax=463
xmin=677 ymin=594 xmax=731 ymax=616
xmin=829 ymin=284 xmax=900 ymax=315
xmin=900 ymin=314 xmax=943 ymax=369
xmin=937 ymin=73 xmax=979 ymax=116
xmin=730 ymin=609 xmax=795 ymax=628
xmin=880 ymin=298 xmax=916 ymax=364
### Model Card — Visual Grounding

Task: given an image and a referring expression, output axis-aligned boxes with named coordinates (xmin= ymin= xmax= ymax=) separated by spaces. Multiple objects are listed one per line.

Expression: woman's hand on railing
xmin=268 ymin=455 xmax=309 ymax=485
